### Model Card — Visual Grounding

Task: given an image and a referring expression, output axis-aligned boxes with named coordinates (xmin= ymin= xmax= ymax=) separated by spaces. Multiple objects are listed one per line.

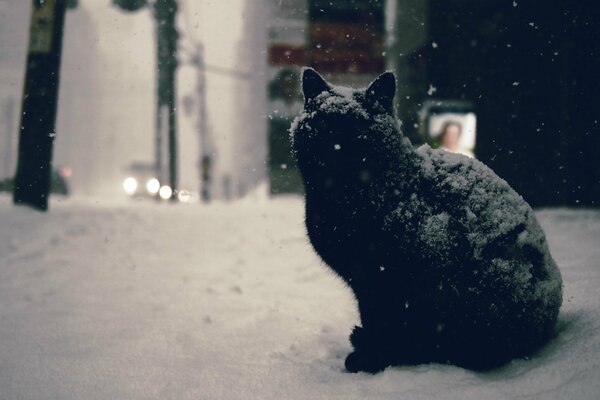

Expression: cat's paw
xmin=349 ymin=325 xmax=365 ymax=348
xmin=349 ymin=325 xmax=382 ymax=350
xmin=344 ymin=350 xmax=389 ymax=374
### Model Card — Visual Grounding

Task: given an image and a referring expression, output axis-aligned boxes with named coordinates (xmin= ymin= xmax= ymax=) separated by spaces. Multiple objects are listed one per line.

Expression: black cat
xmin=290 ymin=68 xmax=563 ymax=373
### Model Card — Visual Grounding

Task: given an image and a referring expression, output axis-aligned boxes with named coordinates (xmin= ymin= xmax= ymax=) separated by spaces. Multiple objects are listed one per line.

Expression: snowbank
xmin=0 ymin=195 xmax=598 ymax=399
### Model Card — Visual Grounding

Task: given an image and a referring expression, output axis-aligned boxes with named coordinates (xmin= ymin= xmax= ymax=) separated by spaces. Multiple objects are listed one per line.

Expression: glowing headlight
xmin=159 ymin=185 xmax=173 ymax=200
xmin=146 ymin=178 xmax=160 ymax=194
xmin=123 ymin=177 xmax=138 ymax=195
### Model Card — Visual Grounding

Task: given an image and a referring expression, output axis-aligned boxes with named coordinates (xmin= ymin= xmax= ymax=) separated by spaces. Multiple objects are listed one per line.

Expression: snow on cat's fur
xmin=290 ymin=68 xmax=563 ymax=373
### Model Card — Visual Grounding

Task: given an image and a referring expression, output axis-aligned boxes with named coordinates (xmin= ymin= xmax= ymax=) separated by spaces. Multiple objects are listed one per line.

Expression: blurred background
xmin=1 ymin=0 xmax=598 ymax=207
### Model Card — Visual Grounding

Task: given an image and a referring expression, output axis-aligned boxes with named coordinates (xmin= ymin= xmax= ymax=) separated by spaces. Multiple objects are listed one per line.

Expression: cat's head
xmin=301 ymin=67 xmax=396 ymax=114
xmin=290 ymin=68 xmax=401 ymax=184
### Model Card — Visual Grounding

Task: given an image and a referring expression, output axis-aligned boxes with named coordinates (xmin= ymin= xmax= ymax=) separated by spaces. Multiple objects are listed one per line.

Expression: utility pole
xmin=154 ymin=0 xmax=179 ymax=199
xmin=13 ymin=0 xmax=68 ymax=211
xmin=185 ymin=46 xmax=251 ymax=203
xmin=188 ymin=43 xmax=211 ymax=202
xmin=113 ymin=0 xmax=179 ymax=199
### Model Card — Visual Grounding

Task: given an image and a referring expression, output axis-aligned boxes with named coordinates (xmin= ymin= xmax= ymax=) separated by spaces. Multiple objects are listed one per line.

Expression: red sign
xmin=307 ymin=2 xmax=384 ymax=74
xmin=269 ymin=44 xmax=306 ymax=66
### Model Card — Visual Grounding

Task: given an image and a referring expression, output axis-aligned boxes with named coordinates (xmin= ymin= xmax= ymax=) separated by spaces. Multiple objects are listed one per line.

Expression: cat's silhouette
xmin=290 ymin=68 xmax=563 ymax=373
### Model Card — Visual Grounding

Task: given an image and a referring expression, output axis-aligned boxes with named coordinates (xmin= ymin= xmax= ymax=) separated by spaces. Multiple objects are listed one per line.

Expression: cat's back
xmin=410 ymin=145 xmax=562 ymax=315
xmin=414 ymin=145 xmax=542 ymax=258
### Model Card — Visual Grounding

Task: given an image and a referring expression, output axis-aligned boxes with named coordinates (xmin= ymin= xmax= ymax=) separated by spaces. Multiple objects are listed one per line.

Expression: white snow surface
xmin=0 ymin=195 xmax=599 ymax=399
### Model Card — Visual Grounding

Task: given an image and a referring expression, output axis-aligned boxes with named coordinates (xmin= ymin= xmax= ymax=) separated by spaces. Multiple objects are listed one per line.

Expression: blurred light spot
xmin=159 ymin=185 xmax=173 ymax=200
xmin=123 ymin=177 xmax=138 ymax=195
xmin=177 ymin=190 xmax=193 ymax=203
xmin=59 ymin=166 xmax=72 ymax=177
xmin=146 ymin=178 xmax=160 ymax=194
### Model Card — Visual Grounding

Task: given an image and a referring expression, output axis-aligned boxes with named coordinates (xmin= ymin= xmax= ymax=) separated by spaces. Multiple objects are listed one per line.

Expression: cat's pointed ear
xmin=366 ymin=71 xmax=396 ymax=112
xmin=302 ymin=67 xmax=330 ymax=102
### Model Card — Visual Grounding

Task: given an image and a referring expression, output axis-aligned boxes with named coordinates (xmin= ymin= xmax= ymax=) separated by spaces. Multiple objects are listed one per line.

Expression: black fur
xmin=290 ymin=68 xmax=563 ymax=373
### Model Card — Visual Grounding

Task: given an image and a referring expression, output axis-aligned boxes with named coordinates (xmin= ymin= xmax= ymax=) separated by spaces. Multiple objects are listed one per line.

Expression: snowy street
xmin=0 ymin=195 xmax=599 ymax=399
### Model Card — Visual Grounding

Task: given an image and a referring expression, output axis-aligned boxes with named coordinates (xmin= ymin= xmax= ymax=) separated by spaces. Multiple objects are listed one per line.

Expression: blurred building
xmin=227 ymin=0 xmax=269 ymax=200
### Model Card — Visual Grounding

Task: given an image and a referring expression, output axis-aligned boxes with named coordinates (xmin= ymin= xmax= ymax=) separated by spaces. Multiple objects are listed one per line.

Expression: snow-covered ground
xmin=0 ymin=194 xmax=598 ymax=399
